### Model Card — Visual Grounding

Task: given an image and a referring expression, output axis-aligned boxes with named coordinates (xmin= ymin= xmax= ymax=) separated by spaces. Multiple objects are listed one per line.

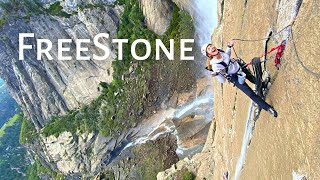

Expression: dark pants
xmin=242 ymin=67 xmax=256 ymax=84
xmin=228 ymin=74 xmax=271 ymax=111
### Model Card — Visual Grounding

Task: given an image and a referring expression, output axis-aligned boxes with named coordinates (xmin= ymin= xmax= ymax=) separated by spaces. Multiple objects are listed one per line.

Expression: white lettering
xmin=37 ymin=39 xmax=53 ymax=60
xmin=131 ymin=39 xmax=151 ymax=61
xmin=93 ymin=33 xmax=110 ymax=60
xmin=112 ymin=39 xmax=129 ymax=60
xmin=58 ymin=39 xmax=72 ymax=60
xmin=19 ymin=33 xmax=34 ymax=60
xmin=76 ymin=39 xmax=91 ymax=60
xmin=156 ymin=39 xmax=174 ymax=60
xmin=18 ymin=33 xmax=195 ymax=61
xmin=180 ymin=39 xmax=194 ymax=60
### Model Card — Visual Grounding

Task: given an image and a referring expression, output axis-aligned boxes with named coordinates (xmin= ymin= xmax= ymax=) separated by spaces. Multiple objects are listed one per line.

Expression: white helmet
xmin=201 ymin=43 xmax=210 ymax=57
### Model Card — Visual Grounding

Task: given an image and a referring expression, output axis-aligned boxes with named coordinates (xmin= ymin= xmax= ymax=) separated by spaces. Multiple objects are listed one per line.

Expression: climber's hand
xmin=227 ymin=41 xmax=234 ymax=47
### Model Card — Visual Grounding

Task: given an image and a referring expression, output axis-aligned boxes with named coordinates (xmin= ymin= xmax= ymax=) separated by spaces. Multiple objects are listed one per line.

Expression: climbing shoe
xmin=268 ymin=106 xmax=278 ymax=118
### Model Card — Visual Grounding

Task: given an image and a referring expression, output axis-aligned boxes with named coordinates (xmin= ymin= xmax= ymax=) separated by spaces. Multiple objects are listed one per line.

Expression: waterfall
xmin=193 ymin=0 xmax=218 ymax=46
xmin=121 ymin=0 xmax=218 ymax=158
xmin=123 ymin=93 xmax=214 ymax=151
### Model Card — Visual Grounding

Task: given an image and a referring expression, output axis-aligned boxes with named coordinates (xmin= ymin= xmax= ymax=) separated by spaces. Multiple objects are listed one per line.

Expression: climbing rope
xmin=228 ymin=16 xmax=320 ymax=78
xmin=232 ymin=19 xmax=320 ymax=78
xmin=232 ymin=19 xmax=295 ymax=42
xmin=232 ymin=46 xmax=239 ymax=59
xmin=230 ymin=19 xmax=295 ymax=69
xmin=289 ymin=27 xmax=320 ymax=78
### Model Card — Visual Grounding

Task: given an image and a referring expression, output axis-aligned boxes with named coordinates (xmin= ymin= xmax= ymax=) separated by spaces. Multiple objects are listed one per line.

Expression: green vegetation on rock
xmin=26 ymin=158 xmax=64 ymax=180
xmin=19 ymin=116 xmax=38 ymax=144
xmin=78 ymin=3 xmax=105 ymax=11
xmin=182 ymin=170 xmax=196 ymax=180
xmin=133 ymin=136 xmax=179 ymax=179
xmin=42 ymin=99 xmax=101 ymax=137
xmin=100 ymin=135 xmax=179 ymax=179
xmin=0 ymin=1 xmax=11 ymax=27
xmin=0 ymin=112 xmax=30 ymax=180
xmin=0 ymin=113 xmax=21 ymax=143
xmin=41 ymin=0 xmax=194 ymax=139
xmin=46 ymin=2 xmax=71 ymax=18
xmin=0 ymin=0 xmax=128 ymax=28
xmin=0 ymin=0 xmax=72 ymax=27
xmin=0 ymin=0 xmax=44 ymax=26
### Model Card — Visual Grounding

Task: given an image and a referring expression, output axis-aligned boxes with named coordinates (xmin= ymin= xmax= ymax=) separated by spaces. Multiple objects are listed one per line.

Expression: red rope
xmin=259 ymin=44 xmax=284 ymax=58
xmin=244 ymin=42 xmax=286 ymax=68
xmin=274 ymin=43 xmax=286 ymax=69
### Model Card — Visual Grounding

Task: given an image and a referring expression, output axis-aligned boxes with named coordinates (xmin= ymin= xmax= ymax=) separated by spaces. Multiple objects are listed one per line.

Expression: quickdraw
xmin=260 ymin=40 xmax=287 ymax=70
xmin=274 ymin=40 xmax=287 ymax=70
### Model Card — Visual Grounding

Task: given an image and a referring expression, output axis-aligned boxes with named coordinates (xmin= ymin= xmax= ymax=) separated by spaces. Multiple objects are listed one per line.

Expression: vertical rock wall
xmin=0 ymin=2 xmax=121 ymax=128
xmin=158 ymin=0 xmax=320 ymax=179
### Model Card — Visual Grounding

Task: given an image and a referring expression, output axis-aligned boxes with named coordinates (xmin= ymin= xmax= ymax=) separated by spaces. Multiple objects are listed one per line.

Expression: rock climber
xmin=201 ymin=41 xmax=278 ymax=117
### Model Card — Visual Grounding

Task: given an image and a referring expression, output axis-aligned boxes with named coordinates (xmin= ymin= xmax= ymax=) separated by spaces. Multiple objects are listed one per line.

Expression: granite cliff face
xmin=0 ymin=1 xmax=121 ymax=129
xmin=0 ymin=0 xmax=196 ymax=130
xmin=37 ymin=130 xmax=136 ymax=177
xmin=140 ymin=0 xmax=173 ymax=35
xmin=1 ymin=0 xmax=213 ymax=179
xmin=158 ymin=0 xmax=320 ymax=179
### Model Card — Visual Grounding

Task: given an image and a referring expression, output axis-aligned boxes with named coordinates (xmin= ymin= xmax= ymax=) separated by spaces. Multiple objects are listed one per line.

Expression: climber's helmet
xmin=201 ymin=43 xmax=210 ymax=57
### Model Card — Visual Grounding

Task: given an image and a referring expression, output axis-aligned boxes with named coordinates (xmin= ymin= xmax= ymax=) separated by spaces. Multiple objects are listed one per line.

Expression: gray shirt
xmin=210 ymin=47 xmax=240 ymax=83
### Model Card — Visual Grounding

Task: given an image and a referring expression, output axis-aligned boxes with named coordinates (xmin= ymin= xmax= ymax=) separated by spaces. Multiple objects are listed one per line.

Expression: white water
xmin=123 ymin=0 xmax=218 ymax=152
xmin=193 ymin=0 xmax=218 ymax=46
xmin=173 ymin=94 xmax=213 ymax=119
xmin=234 ymin=102 xmax=254 ymax=180
xmin=123 ymin=93 xmax=214 ymax=150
